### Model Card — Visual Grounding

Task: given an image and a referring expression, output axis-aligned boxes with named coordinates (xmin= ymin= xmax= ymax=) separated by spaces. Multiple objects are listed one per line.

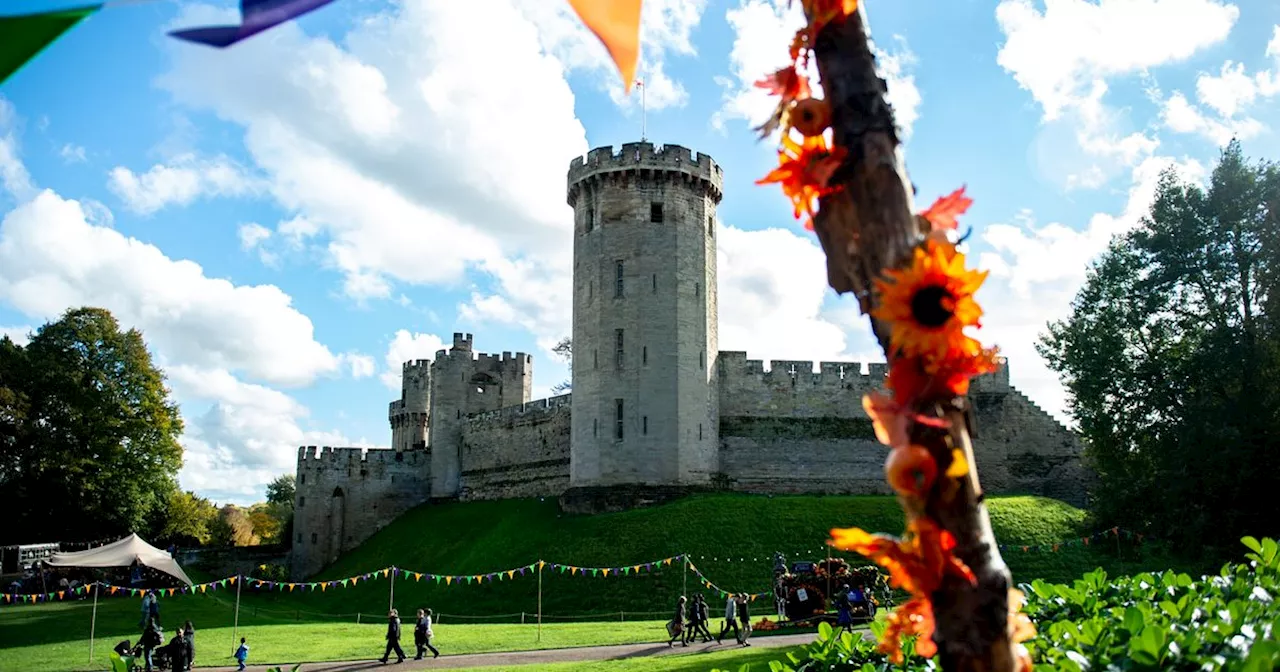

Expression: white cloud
xmin=0 ymin=99 xmax=35 ymax=202
xmin=995 ymin=0 xmax=1239 ymax=121
xmin=997 ymin=0 xmax=1234 ymax=186
xmin=166 ymin=364 xmax=357 ymax=504
xmin=974 ymin=154 xmax=1208 ymax=419
xmin=1155 ymin=31 xmax=1280 ymax=144
xmin=237 ymin=221 xmax=279 ymax=266
xmin=713 ymin=0 xmax=921 ymax=138
xmin=155 ymin=0 xmax=585 ymax=308
xmin=0 ymin=324 xmax=31 ymax=346
xmin=716 ymin=223 xmax=861 ymax=361
xmin=59 ymin=144 xmax=87 ymax=164
xmin=0 ymin=190 xmax=341 ymax=387
xmin=107 ymin=153 xmax=263 ymax=216
xmin=379 ymin=329 xmax=447 ymax=391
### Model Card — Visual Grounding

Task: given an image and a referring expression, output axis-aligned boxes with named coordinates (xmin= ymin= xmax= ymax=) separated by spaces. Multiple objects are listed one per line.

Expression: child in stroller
xmin=114 ymin=634 xmax=174 ymax=671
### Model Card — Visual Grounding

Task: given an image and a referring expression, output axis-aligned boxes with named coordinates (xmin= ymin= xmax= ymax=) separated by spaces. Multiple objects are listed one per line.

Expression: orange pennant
xmin=566 ymin=0 xmax=643 ymax=92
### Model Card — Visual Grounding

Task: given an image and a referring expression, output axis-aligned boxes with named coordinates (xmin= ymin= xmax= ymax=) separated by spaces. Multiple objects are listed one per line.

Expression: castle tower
xmin=566 ymin=142 xmax=724 ymax=488
xmin=427 ymin=332 xmax=534 ymax=498
xmin=389 ymin=360 xmax=431 ymax=452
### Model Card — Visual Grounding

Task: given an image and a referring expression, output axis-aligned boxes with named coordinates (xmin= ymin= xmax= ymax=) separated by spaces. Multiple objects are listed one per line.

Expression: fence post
xmin=621 ymin=610 xmax=625 ymax=622
xmin=521 ymin=612 xmax=525 ymax=624
xmin=357 ymin=612 xmax=361 ymax=624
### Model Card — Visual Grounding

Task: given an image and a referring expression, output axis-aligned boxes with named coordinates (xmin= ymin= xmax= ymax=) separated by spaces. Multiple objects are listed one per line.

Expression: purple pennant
xmin=170 ymin=0 xmax=336 ymax=48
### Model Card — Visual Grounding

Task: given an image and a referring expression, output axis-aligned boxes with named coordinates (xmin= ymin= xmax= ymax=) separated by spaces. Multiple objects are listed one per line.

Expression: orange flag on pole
xmin=566 ymin=0 xmax=642 ymax=93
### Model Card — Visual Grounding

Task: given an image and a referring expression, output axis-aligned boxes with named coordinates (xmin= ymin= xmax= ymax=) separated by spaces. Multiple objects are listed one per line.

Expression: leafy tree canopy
xmin=266 ymin=473 xmax=295 ymax=506
xmin=0 ymin=307 xmax=184 ymax=545
xmin=1038 ymin=140 xmax=1280 ymax=555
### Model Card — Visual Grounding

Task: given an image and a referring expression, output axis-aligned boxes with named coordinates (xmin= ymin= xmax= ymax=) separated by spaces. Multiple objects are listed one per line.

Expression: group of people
xmin=111 ymin=591 xmax=199 ymax=672
xmin=666 ymin=593 xmax=754 ymax=648
xmin=377 ymin=607 xmax=442 ymax=664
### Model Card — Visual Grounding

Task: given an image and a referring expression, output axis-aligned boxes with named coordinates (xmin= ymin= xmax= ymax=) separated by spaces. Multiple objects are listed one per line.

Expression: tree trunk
xmin=806 ymin=4 xmax=1017 ymax=670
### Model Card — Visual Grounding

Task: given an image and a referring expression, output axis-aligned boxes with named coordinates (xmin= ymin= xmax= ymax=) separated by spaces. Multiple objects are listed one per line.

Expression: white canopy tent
xmin=44 ymin=533 xmax=194 ymax=587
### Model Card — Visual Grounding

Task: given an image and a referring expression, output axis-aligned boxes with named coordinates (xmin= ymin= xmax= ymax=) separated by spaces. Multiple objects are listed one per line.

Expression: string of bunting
xmin=1 ymin=554 xmax=688 ymax=605
xmin=1 ymin=529 xmax=1150 ymax=606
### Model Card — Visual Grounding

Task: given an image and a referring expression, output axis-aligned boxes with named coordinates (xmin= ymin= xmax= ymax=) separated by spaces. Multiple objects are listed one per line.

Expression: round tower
xmin=566 ymin=141 xmax=724 ymax=488
xmin=389 ymin=359 xmax=431 ymax=452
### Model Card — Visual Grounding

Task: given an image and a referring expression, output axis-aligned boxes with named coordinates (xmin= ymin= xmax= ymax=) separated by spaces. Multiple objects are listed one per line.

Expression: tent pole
xmin=89 ymin=582 xmax=99 ymax=665
xmin=536 ymin=561 xmax=543 ymax=644
xmin=389 ymin=567 xmax=395 ymax=614
xmin=232 ymin=575 xmax=242 ymax=656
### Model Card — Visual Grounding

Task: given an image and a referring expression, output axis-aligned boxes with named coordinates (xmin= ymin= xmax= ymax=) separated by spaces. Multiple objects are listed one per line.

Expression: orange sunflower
xmin=872 ymin=240 xmax=988 ymax=364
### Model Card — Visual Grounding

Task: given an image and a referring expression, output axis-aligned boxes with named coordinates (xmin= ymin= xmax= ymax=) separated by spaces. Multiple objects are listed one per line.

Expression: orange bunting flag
xmin=445 ymin=577 xmax=453 ymax=585
xmin=566 ymin=0 xmax=643 ymax=92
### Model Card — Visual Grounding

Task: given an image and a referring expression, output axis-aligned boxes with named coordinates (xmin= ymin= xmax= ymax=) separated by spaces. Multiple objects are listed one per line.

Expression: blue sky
xmin=1 ymin=0 xmax=1278 ymax=505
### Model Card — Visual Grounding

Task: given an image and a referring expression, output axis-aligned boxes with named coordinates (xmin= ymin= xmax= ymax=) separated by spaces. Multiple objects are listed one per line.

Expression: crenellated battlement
xmin=296 ymin=445 xmax=426 ymax=465
xmin=466 ymin=394 xmax=572 ymax=423
xmin=567 ymin=142 xmax=723 ymax=206
xmin=433 ymin=348 xmax=532 ymax=372
xmin=719 ymin=351 xmax=885 ymax=386
xmin=403 ymin=358 xmax=431 ymax=372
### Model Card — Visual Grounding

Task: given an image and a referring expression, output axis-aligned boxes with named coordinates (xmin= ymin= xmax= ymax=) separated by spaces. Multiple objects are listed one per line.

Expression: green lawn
xmin=0 ymin=492 xmax=1189 ymax=671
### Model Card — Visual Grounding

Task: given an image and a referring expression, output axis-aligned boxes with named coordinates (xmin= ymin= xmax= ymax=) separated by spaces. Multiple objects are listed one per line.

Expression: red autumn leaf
xmin=920 ymin=186 xmax=973 ymax=232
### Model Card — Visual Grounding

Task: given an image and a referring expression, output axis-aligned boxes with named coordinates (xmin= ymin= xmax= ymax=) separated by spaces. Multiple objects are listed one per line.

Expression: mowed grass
xmin=0 ymin=493 xmax=1187 ymax=671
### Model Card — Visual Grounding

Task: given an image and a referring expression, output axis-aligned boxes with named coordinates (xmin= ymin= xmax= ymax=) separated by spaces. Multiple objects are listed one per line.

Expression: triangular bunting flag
xmin=0 ymin=4 xmax=102 ymax=86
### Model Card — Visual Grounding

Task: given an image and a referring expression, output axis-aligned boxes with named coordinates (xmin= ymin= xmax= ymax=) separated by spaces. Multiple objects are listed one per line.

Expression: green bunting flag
xmin=0 ymin=4 xmax=102 ymax=86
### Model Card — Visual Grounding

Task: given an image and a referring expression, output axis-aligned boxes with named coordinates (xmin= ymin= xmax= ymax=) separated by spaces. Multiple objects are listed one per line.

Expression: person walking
xmin=692 ymin=595 xmax=713 ymax=643
xmin=737 ymin=594 xmax=752 ymax=647
xmin=166 ymin=626 xmax=189 ymax=672
xmin=181 ymin=620 xmax=196 ymax=670
xmin=414 ymin=608 xmax=440 ymax=660
xmin=139 ymin=591 xmax=154 ymax=628
xmin=666 ymin=596 xmax=688 ymax=647
xmin=140 ymin=617 xmax=163 ymax=672
xmin=379 ymin=608 xmax=407 ymax=664
xmin=233 ymin=637 xmax=249 ymax=671
xmin=716 ymin=593 xmax=740 ymax=645
xmin=148 ymin=590 xmax=161 ymax=626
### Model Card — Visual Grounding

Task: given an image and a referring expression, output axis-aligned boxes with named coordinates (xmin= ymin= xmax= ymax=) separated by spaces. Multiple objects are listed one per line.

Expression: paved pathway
xmin=200 ymin=632 xmax=822 ymax=671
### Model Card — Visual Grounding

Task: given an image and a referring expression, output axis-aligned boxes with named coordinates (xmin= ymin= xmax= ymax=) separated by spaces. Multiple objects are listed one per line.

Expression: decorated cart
xmin=771 ymin=552 xmax=889 ymax=624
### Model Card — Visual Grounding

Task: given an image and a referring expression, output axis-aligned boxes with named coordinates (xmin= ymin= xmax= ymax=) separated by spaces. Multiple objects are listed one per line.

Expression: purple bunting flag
xmin=169 ymin=0 xmax=336 ymax=48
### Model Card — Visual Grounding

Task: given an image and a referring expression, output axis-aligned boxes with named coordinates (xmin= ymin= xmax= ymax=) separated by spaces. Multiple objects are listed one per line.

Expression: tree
xmin=550 ymin=337 xmax=571 ymax=394
xmin=1038 ymin=140 xmax=1280 ymax=554
xmin=266 ymin=474 xmax=294 ymax=505
xmin=159 ymin=490 xmax=219 ymax=546
xmin=209 ymin=504 xmax=259 ymax=546
xmin=248 ymin=503 xmax=282 ymax=543
xmin=0 ymin=307 xmax=184 ymax=544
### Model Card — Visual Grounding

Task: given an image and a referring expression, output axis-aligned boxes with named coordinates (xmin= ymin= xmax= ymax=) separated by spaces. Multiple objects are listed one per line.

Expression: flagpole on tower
xmin=638 ymin=76 xmax=646 ymax=142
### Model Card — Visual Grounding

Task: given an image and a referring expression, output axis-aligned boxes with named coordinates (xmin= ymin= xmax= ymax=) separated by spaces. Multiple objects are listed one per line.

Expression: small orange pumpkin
xmin=884 ymin=444 xmax=937 ymax=498
xmin=791 ymin=98 xmax=831 ymax=137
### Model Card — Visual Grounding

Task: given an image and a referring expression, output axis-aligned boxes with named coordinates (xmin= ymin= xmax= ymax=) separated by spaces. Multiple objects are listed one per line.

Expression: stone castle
xmin=290 ymin=142 xmax=1089 ymax=579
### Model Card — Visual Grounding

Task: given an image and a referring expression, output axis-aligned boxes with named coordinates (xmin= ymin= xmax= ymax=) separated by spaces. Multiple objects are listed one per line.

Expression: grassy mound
xmin=239 ymin=493 xmax=1172 ymax=619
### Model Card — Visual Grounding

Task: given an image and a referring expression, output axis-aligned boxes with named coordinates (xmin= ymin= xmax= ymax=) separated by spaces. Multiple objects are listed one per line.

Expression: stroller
xmin=112 ymin=637 xmax=174 ymax=671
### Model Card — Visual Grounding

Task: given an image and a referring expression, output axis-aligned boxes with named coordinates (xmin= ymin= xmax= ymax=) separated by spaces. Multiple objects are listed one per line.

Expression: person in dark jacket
xmin=140 ymin=618 xmax=163 ymax=672
xmin=379 ymin=608 xmax=406 ymax=664
xmin=166 ymin=627 xmax=188 ymax=672
xmin=414 ymin=608 xmax=440 ymax=660
xmin=737 ymin=594 xmax=752 ymax=647
xmin=181 ymin=620 xmax=195 ymax=670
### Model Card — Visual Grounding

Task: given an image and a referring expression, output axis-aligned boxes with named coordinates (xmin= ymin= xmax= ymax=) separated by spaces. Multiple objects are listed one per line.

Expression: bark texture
xmin=807 ymin=4 xmax=1017 ymax=670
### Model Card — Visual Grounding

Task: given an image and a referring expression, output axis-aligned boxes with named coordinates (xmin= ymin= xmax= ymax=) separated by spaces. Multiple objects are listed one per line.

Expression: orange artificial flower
xmin=828 ymin=518 xmax=974 ymax=597
xmin=756 ymin=131 xmax=846 ymax=229
xmin=879 ymin=596 xmax=936 ymax=663
xmin=1009 ymin=588 xmax=1037 ymax=672
xmin=886 ymin=347 xmax=1001 ymax=405
xmin=885 ymin=444 xmax=938 ymax=498
xmin=754 ymin=66 xmax=812 ymax=137
xmin=872 ymin=239 xmax=988 ymax=363
xmin=919 ymin=186 xmax=973 ymax=232
xmin=863 ymin=389 xmax=950 ymax=449
xmin=790 ymin=0 xmax=859 ymax=61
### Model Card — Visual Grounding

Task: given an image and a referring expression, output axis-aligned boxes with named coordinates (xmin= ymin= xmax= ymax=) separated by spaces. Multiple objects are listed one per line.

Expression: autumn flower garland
xmin=753 ymin=1 xmax=1035 ymax=667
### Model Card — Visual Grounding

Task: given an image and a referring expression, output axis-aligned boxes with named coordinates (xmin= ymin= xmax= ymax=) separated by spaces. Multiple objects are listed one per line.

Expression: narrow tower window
xmin=699 ymin=424 xmax=703 ymax=440
xmin=652 ymin=274 xmax=657 ymax=292
xmin=643 ymin=416 xmax=648 ymax=435
xmin=301 ymin=474 xmax=306 ymax=485
xmin=615 ymin=329 xmax=625 ymax=368
xmin=700 ymin=350 xmax=705 ymax=370
xmin=589 ymin=281 xmax=593 ymax=300
xmin=695 ymin=282 xmax=700 ymax=297
xmin=650 ymin=202 xmax=664 ymax=223
xmin=593 ymin=418 xmax=598 ymax=437
xmin=642 ymin=346 xmax=648 ymax=365
xmin=311 ymin=533 xmax=318 ymax=544
xmin=615 ymin=260 xmax=624 ymax=297
xmin=299 ymin=497 xmax=306 ymax=508
xmin=615 ymin=399 xmax=625 ymax=439
xmin=708 ymin=215 xmax=714 ymax=237
xmin=586 ymin=206 xmax=595 ymax=232
xmin=593 ymin=349 xmax=598 ymax=369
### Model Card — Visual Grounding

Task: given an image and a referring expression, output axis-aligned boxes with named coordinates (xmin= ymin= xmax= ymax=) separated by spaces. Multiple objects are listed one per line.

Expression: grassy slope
xmin=0 ymin=493 xmax=1183 ymax=671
